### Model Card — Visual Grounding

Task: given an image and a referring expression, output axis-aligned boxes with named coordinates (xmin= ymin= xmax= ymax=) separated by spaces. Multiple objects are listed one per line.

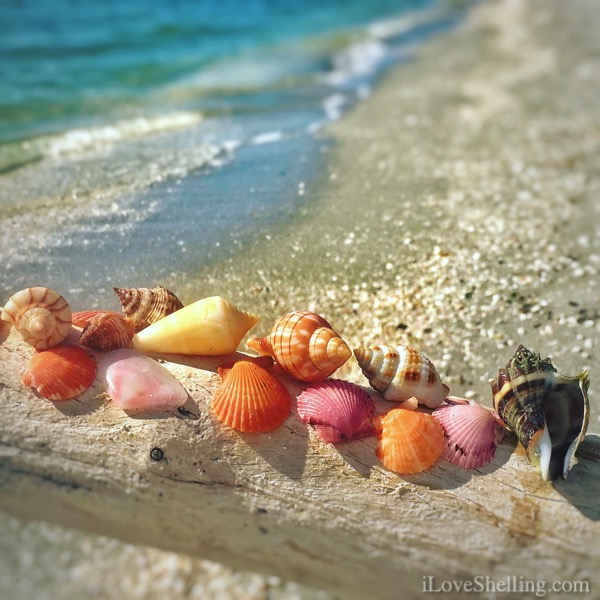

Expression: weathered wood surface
xmin=1 ymin=330 xmax=599 ymax=599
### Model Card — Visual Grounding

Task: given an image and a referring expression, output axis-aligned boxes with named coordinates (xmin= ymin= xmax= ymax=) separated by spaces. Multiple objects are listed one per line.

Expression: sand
xmin=2 ymin=0 xmax=599 ymax=598
xmin=187 ymin=0 xmax=600 ymax=407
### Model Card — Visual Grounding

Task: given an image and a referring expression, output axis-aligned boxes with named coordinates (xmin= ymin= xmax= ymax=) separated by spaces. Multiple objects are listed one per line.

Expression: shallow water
xmin=0 ymin=0 xmax=466 ymax=305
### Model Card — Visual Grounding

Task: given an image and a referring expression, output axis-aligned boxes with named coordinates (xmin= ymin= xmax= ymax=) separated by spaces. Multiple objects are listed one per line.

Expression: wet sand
xmin=2 ymin=0 xmax=599 ymax=597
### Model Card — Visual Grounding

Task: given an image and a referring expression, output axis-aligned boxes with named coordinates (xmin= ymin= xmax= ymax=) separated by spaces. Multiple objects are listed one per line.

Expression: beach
xmin=1 ymin=0 xmax=599 ymax=597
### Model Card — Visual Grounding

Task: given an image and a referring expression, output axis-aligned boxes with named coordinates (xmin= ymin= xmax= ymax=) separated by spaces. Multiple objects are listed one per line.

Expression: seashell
xmin=98 ymin=348 xmax=188 ymax=411
xmin=247 ymin=311 xmax=351 ymax=382
xmin=72 ymin=310 xmax=124 ymax=328
xmin=376 ymin=405 xmax=445 ymax=474
xmin=354 ymin=344 xmax=449 ymax=408
xmin=22 ymin=345 xmax=96 ymax=401
xmin=79 ymin=312 xmax=135 ymax=352
xmin=433 ymin=398 xmax=505 ymax=469
xmin=1 ymin=287 xmax=71 ymax=350
xmin=490 ymin=344 xmax=590 ymax=481
xmin=0 ymin=317 xmax=11 ymax=345
xmin=212 ymin=360 xmax=291 ymax=432
xmin=296 ymin=379 xmax=375 ymax=443
xmin=113 ymin=285 xmax=184 ymax=332
xmin=132 ymin=296 xmax=258 ymax=356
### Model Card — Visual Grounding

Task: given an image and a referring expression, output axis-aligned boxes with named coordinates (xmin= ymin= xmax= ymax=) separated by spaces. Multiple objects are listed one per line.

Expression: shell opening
xmin=541 ymin=374 xmax=589 ymax=480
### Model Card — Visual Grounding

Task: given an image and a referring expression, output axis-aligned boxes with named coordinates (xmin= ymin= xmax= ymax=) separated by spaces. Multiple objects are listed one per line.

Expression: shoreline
xmin=184 ymin=0 xmax=599 ymax=412
xmin=0 ymin=1 xmax=468 ymax=308
xmin=2 ymin=0 xmax=600 ymax=598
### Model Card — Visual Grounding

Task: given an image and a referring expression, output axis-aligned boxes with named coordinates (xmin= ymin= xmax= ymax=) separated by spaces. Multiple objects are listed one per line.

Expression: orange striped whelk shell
xmin=1 ymin=287 xmax=72 ymax=350
xmin=376 ymin=402 xmax=445 ymax=474
xmin=22 ymin=345 xmax=97 ymax=401
xmin=247 ymin=310 xmax=351 ymax=382
xmin=212 ymin=360 xmax=291 ymax=432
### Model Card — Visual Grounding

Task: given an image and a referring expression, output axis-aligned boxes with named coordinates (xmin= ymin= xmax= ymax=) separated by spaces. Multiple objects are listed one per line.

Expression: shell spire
xmin=113 ymin=285 xmax=184 ymax=332
xmin=1 ymin=287 xmax=72 ymax=350
xmin=132 ymin=296 xmax=258 ymax=356
xmin=354 ymin=344 xmax=448 ymax=408
xmin=247 ymin=311 xmax=351 ymax=382
xmin=490 ymin=345 xmax=590 ymax=481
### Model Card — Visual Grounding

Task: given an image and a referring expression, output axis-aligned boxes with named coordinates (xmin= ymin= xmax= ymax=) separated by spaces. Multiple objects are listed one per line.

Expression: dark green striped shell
xmin=489 ymin=345 xmax=590 ymax=480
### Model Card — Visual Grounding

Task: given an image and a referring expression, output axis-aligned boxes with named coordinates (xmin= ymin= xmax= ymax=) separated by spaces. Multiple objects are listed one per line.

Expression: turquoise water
xmin=0 ymin=0 xmax=464 ymax=307
xmin=1 ymin=0 xmax=438 ymax=149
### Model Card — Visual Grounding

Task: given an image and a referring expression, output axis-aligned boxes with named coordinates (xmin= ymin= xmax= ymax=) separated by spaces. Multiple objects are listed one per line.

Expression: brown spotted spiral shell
xmin=354 ymin=344 xmax=449 ymax=408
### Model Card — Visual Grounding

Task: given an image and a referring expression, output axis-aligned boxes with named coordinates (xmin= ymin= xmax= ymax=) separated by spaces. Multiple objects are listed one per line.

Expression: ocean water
xmin=0 ymin=0 xmax=463 ymax=308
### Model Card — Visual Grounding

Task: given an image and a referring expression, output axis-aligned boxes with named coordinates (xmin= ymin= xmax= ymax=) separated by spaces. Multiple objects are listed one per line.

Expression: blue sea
xmin=0 ymin=0 xmax=463 ymax=308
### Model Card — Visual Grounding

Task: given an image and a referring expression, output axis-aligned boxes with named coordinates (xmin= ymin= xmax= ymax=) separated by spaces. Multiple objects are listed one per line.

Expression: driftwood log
xmin=1 ymin=329 xmax=599 ymax=599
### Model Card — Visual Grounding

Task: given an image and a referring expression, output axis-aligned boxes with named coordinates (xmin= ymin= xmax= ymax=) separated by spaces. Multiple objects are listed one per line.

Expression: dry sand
xmin=2 ymin=0 xmax=599 ymax=598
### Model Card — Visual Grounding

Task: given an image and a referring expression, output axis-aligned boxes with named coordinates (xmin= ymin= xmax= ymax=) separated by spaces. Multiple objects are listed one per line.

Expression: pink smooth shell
xmin=433 ymin=400 xmax=505 ymax=469
xmin=99 ymin=348 xmax=188 ymax=411
xmin=296 ymin=379 xmax=375 ymax=443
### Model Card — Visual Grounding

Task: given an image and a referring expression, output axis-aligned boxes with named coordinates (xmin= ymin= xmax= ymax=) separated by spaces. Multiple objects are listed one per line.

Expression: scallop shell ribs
xmin=433 ymin=399 xmax=505 ymax=469
xmin=376 ymin=406 xmax=445 ymax=474
xmin=354 ymin=344 xmax=449 ymax=408
xmin=22 ymin=345 xmax=96 ymax=401
xmin=247 ymin=311 xmax=351 ymax=382
xmin=1 ymin=287 xmax=72 ymax=350
xmin=212 ymin=360 xmax=291 ymax=432
xmin=296 ymin=379 xmax=375 ymax=443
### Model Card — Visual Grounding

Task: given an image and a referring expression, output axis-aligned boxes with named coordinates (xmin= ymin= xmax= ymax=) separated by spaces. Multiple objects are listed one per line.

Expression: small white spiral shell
xmin=1 ymin=287 xmax=72 ymax=350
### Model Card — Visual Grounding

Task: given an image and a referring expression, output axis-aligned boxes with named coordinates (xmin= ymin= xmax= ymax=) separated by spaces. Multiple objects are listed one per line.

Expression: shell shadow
xmin=400 ymin=435 xmax=517 ymax=490
xmin=51 ymin=386 xmax=107 ymax=416
xmin=334 ymin=436 xmax=380 ymax=477
xmin=236 ymin=415 xmax=310 ymax=481
xmin=123 ymin=394 xmax=200 ymax=421
xmin=335 ymin=431 xmax=517 ymax=488
xmin=552 ymin=433 xmax=600 ymax=521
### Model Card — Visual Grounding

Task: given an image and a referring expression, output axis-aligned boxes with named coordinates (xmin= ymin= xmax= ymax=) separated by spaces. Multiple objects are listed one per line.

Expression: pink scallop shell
xmin=296 ymin=379 xmax=376 ymax=443
xmin=433 ymin=399 xmax=505 ymax=469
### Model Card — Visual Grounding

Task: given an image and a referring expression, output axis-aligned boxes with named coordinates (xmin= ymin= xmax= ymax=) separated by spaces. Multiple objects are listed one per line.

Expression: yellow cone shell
xmin=132 ymin=296 xmax=259 ymax=355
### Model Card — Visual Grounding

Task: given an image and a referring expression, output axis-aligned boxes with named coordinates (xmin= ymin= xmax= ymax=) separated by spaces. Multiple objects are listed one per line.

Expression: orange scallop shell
xmin=212 ymin=360 xmax=291 ymax=432
xmin=22 ymin=345 xmax=97 ymax=401
xmin=247 ymin=311 xmax=351 ymax=382
xmin=79 ymin=312 xmax=135 ymax=351
xmin=376 ymin=407 xmax=445 ymax=474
